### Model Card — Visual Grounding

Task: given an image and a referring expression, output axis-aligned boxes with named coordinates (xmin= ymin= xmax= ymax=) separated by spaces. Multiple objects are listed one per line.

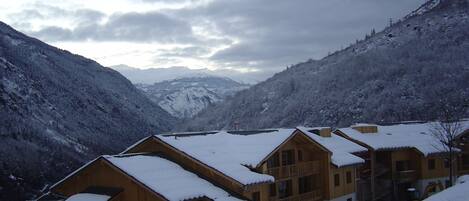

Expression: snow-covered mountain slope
xmin=137 ymin=76 xmax=249 ymax=118
xmin=182 ymin=0 xmax=469 ymax=131
xmin=0 ymin=21 xmax=175 ymax=200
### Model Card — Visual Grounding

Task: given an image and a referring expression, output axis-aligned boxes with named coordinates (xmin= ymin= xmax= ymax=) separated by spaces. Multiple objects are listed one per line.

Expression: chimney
xmin=310 ymin=127 xmax=332 ymax=137
xmin=352 ymin=123 xmax=378 ymax=134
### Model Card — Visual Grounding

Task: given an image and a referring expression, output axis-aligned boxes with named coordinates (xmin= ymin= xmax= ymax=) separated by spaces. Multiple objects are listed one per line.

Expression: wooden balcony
xmin=269 ymin=189 xmax=322 ymax=201
xmin=396 ymin=170 xmax=417 ymax=182
xmin=264 ymin=161 xmax=320 ymax=179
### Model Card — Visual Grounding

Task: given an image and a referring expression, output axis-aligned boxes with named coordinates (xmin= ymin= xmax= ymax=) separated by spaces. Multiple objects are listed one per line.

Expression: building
xmin=40 ymin=128 xmax=366 ymax=201
xmin=335 ymin=121 xmax=469 ymax=201
xmin=40 ymin=153 xmax=242 ymax=201
xmin=456 ymin=129 xmax=469 ymax=176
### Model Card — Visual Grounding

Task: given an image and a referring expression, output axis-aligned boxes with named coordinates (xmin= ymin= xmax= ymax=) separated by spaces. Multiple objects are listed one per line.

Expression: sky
xmin=0 ymin=0 xmax=425 ymax=81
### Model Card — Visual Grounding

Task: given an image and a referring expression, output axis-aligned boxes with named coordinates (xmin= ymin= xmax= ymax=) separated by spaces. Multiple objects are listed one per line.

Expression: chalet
xmin=40 ymin=128 xmax=366 ymax=201
xmin=335 ymin=121 xmax=469 ymax=201
xmin=39 ymin=153 xmax=241 ymax=201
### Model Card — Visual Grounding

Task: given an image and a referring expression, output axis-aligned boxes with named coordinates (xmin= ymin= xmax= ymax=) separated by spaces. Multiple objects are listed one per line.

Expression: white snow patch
xmin=338 ymin=120 xmax=469 ymax=156
xmin=105 ymin=155 xmax=242 ymax=201
xmin=155 ymin=129 xmax=296 ymax=185
xmin=4 ymin=35 xmax=24 ymax=46
xmin=298 ymin=127 xmax=367 ymax=167
xmin=423 ymin=175 xmax=469 ymax=201
xmin=407 ymin=0 xmax=440 ymax=18
xmin=65 ymin=193 xmax=110 ymax=201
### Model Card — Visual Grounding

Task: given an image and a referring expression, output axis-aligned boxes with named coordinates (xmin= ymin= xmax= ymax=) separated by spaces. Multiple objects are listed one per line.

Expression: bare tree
xmin=430 ymin=119 xmax=463 ymax=187
xmin=429 ymin=98 xmax=468 ymax=187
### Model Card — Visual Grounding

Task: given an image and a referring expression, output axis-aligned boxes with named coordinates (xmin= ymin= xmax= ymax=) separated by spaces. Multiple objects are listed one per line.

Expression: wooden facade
xmin=335 ymin=125 xmax=460 ymax=201
xmin=51 ymin=157 xmax=167 ymax=201
xmin=46 ymin=129 xmax=363 ymax=201
xmin=122 ymin=129 xmax=362 ymax=201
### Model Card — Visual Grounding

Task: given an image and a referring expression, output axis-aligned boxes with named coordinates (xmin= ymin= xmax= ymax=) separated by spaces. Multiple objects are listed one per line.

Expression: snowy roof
xmin=154 ymin=129 xmax=296 ymax=185
xmin=337 ymin=121 xmax=469 ymax=156
xmin=423 ymin=175 xmax=469 ymax=201
xmin=297 ymin=127 xmax=367 ymax=167
xmin=104 ymin=155 xmax=242 ymax=201
xmin=65 ymin=193 xmax=110 ymax=201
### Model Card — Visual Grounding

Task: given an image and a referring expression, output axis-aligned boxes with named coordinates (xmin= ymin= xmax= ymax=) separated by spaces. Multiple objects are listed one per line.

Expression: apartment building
xmin=40 ymin=128 xmax=366 ymax=201
xmin=335 ymin=122 xmax=469 ymax=201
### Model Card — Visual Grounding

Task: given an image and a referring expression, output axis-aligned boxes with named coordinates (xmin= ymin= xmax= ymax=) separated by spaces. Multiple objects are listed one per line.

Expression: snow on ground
xmin=105 ymin=155 xmax=242 ymax=201
xmin=338 ymin=121 xmax=469 ymax=156
xmin=423 ymin=175 xmax=469 ymax=201
xmin=65 ymin=193 xmax=110 ymax=201
xmin=298 ymin=127 xmax=367 ymax=167
xmin=155 ymin=129 xmax=297 ymax=185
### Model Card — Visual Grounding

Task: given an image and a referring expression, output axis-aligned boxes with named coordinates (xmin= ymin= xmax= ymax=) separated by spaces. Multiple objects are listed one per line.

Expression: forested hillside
xmin=0 ymin=21 xmax=175 ymax=200
xmin=182 ymin=0 xmax=469 ymax=131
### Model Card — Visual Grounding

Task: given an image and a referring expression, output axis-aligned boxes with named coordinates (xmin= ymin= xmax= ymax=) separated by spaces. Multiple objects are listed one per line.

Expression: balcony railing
xmin=265 ymin=161 xmax=320 ymax=179
xmin=270 ymin=189 xmax=322 ymax=201
xmin=396 ymin=170 xmax=417 ymax=182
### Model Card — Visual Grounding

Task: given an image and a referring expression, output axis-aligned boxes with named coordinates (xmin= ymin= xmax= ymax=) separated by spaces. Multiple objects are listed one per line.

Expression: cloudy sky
xmin=0 ymin=0 xmax=424 ymax=81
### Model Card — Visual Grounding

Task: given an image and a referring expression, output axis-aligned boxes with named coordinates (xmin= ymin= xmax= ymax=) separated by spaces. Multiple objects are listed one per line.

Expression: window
xmin=444 ymin=158 xmax=450 ymax=168
xmin=298 ymin=175 xmax=313 ymax=194
xmin=298 ymin=150 xmax=303 ymax=162
xmin=346 ymin=171 xmax=352 ymax=184
xmin=428 ymin=159 xmax=436 ymax=170
xmin=267 ymin=152 xmax=280 ymax=168
xmin=334 ymin=174 xmax=340 ymax=187
xmin=278 ymin=180 xmax=293 ymax=198
xmin=396 ymin=160 xmax=411 ymax=171
xmin=281 ymin=150 xmax=295 ymax=166
xmin=269 ymin=183 xmax=276 ymax=197
xmin=462 ymin=154 xmax=469 ymax=167
xmin=252 ymin=192 xmax=260 ymax=201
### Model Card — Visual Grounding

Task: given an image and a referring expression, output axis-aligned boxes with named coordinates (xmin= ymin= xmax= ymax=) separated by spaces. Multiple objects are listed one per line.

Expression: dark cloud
xmin=171 ymin=0 xmax=425 ymax=70
xmin=29 ymin=11 xmax=198 ymax=43
xmin=6 ymin=0 xmax=426 ymax=77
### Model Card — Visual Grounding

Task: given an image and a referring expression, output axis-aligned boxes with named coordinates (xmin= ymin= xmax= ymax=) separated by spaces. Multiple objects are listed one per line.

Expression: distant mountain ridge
xmin=111 ymin=64 xmax=268 ymax=84
xmin=182 ymin=0 xmax=469 ymax=131
xmin=0 ymin=21 xmax=175 ymax=200
xmin=137 ymin=76 xmax=249 ymax=118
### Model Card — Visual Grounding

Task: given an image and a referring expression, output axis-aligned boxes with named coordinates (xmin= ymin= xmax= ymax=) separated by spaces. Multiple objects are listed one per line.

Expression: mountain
xmin=0 ymin=22 xmax=175 ymax=200
xmin=111 ymin=64 xmax=269 ymax=84
xmin=136 ymin=76 xmax=249 ymax=118
xmin=182 ymin=0 xmax=469 ymax=131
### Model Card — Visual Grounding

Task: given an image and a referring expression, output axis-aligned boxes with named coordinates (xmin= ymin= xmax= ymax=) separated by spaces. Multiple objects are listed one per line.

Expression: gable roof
xmin=297 ymin=127 xmax=367 ymax=167
xmin=48 ymin=153 xmax=241 ymax=201
xmin=154 ymin=129 xmax=297 ymax=185
xmin=104 ymin=154 xmax=242 ymax=201
xmin=337 ymin=120 xmax=469 ymax=156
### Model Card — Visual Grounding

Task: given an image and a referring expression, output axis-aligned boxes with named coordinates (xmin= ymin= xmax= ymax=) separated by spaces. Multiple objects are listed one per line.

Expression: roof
xmin=297 ymin=127 xmax=367 ymax=167
xmin=423 ymin=175 xmax=469 ymax=201
xmin=104 ymin=154 xmax=242 ymax=201
xmin=337 ymin=120 xmax=469 ymax=155
xmin=154 ymin=129 xmax=296 ymax=185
